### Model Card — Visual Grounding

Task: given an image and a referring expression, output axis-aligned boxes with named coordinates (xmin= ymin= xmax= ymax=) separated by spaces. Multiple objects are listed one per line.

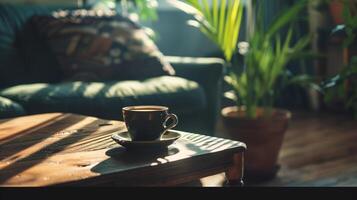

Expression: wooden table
xmin=0 ymin=113 xmax=246 ymax=186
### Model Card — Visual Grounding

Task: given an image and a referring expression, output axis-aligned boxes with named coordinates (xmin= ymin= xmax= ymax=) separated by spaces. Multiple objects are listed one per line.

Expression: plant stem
xmin=246 ymin=59 xmax=257 ymax=119
xmin=246 ymin=103 xmax=257 ymax=119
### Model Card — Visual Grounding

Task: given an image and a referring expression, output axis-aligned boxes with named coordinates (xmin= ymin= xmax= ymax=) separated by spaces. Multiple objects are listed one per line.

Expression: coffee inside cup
xmin=122 ymin=105 xmax=178 ymax=141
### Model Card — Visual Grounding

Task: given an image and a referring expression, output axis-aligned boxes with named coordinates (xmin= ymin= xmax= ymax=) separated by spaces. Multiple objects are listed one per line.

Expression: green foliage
xmin=226 ymin=0 xmax=312 ymax=118
xmin=341 ymin=1 xmax=357 ymax=46
xmin=323 ymin=57 xmax=357 ymax=118
xmin=100 ymin=0 xmax=158 ymax=21
xmin=98 ymin=0 xmax=158 ymax=39
xmin=170 ymin=0 xmax=244 ymax=62
xmin=322 ymin=0 xmax=357 ymax=118
xmin=173 ymin=0 xmax=313 ymax=119
xmin=130 ymin=0 xmax=158 ymax=21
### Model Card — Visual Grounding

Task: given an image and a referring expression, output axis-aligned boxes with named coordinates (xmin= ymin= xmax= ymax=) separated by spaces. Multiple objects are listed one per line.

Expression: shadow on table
xmin=107 ymin=146 xmax=179 ymax=161
xmin=91 ymin=146 xmax=180 ymax=173
xmin=90 ymin=134 xmax=242 ymax=187
xmin=0 ymin=114 xmax=123 ymax=185
xmin=90 ymin=146 xmax=189 ymax=186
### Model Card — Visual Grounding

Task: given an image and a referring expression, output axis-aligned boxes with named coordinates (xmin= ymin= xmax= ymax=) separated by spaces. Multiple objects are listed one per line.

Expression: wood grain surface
xmin=0 ymin=113 xmax=246 ymax=186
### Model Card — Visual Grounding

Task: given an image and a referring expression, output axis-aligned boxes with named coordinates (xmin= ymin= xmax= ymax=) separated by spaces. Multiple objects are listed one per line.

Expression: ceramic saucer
xmin=111 ymin=131 xmax=181 ymax=151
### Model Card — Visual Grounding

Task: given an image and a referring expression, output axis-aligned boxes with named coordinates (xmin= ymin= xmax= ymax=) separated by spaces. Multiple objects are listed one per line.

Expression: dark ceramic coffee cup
xmin=122 ymin=105 xmax=178 ymax=141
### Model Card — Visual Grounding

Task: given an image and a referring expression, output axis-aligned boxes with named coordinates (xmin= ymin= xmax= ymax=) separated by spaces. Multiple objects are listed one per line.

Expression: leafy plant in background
xmin=323 ymin=58 xmax=357 ymax=118
xmin=325 ymin=0 xmax=357 ymax=46
xmin=321 ymin=0 xmax=357 ymax=118
xmin=100 ymin=0 xmax=158 ymax=21
xmin=172 ymin=0 xmax=314 ymax=119
xmin=226 ymin=0 xmax=313 ymax=118
xmin=118 ymin=0 xmax=158 ymax=21
xmin=98 ymin=0 xmax=158 ymax=39
xmin=168 ymin=0 xmax=244 ymax=62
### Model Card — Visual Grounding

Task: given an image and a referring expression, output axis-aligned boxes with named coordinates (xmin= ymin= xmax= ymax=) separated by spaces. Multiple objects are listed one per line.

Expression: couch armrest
xmin=166 ymin=56 xmax=226 ymax=135
xmin=165 ymin=56 xmax=225 ymax=79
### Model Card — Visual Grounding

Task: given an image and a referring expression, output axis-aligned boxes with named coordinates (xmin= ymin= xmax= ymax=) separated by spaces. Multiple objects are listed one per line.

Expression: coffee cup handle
xmin=163 ymin=113 xmax=178 ymax=131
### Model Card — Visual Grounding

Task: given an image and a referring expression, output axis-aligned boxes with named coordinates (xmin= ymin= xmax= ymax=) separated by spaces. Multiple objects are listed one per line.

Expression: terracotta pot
xmin=329 ymin=0 xmax=357 ymax=24
xmin=221 ymin=106 xmax=291 ymax=182
xmin=329 ymin=0 xmax=344 ymax=24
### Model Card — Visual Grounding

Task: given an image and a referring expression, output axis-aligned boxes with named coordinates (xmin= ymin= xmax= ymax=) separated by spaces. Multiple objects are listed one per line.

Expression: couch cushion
xmin=0 ymin=76 xmax=206 ymax=120
xmin=0 ymin=4 xmax=81 ymax=88
xmin=0 ymin=96 xmax=26 ymax=119
xmin=30 ymin=9 xmax=175 ymax=82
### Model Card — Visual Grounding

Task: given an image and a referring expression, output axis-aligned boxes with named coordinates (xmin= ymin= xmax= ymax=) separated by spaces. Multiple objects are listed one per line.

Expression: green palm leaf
xmin=171 ymin=0 xmax=312 ymax=119
xmin=169 ymin=0 xmax=244 ymax=62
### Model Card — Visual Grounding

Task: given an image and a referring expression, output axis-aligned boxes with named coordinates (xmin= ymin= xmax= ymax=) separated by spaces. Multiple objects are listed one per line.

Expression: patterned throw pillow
xmin=31 ymin=9 xmax=175 ymax=81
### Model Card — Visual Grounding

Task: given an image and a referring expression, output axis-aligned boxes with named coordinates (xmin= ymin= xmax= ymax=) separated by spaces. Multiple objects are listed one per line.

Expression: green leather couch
xmin=0 ymin=4 xmax=224 ymax=135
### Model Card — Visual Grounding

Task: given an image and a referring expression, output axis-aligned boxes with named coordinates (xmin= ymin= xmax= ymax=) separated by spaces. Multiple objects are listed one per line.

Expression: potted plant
xmin=171 ymin=0 xmax=314 ymax=181
xmin=322 ymin=0 xmax=357 ymax=118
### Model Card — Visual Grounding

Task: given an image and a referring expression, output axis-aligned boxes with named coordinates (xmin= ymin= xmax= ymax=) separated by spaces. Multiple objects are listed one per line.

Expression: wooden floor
xmin=196 ymin=110 xmax=357 ymax=187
